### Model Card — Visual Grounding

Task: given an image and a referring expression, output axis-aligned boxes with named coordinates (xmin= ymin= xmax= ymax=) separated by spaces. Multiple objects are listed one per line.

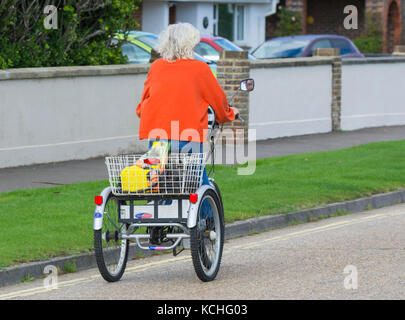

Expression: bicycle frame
xmin=93 ymin=78 xmax=252 ymax=245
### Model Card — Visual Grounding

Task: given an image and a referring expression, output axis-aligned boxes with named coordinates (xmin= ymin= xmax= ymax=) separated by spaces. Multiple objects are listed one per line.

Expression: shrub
xmin=0 ymin=0 xmax=141 ymax=69
xmin=274 ymin=8 xmax=303 ymax=37
xmin=353 ymin=12 xmax=383 ymax=54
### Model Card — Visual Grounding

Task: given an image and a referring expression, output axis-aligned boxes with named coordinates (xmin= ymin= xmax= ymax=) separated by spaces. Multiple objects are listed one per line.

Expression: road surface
xmin=1 ymin=203 xmax=405 ymax=300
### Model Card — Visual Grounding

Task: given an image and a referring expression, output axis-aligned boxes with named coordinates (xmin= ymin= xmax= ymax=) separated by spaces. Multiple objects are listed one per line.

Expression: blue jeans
xmin=148 ymin=140 xmax=210 ymax=186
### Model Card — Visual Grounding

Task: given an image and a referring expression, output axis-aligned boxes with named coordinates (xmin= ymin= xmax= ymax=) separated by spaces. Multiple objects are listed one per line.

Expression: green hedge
xmin=274 ymin=8 xmax=303 ymax=37
xmin=0 ymin=0 xmax=140 ymax=69
xmin=353 ymin=12 xmax=383 ymax=54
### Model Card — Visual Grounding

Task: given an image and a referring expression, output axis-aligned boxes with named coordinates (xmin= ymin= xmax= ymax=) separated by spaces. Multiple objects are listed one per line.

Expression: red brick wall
xmin=132 ymin=0 xmax=143 ymax=30
xmin=306 ymin=0 xmax=365 ymax=38
xmin=285 ymin=0 xmax=404 ymax=52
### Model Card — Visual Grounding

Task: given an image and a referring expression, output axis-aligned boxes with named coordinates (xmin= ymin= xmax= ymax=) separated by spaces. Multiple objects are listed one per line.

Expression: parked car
xmin=252 ymin=35 xmax=365 ymax=59
xmin=114 ymin=31 xmax=217 ymax=76
xmin=195 ymin=35 xmax=255 ymax=61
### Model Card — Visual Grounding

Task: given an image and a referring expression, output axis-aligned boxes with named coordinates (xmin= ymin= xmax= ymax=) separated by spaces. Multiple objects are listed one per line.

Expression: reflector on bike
xmin=94 ymin=196 xmax=103 ymax=205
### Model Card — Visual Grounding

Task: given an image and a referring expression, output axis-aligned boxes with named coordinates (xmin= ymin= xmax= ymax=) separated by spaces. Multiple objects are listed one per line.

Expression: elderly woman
xmin=136 ymin=23 xmax=238 ymax=185
xmin=136 ymin=23 xmax=238 ymax=148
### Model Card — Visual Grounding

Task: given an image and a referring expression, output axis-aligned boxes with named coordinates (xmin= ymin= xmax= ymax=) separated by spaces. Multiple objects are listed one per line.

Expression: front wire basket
xmin=105 ymin=153 xmax=205 ymax=196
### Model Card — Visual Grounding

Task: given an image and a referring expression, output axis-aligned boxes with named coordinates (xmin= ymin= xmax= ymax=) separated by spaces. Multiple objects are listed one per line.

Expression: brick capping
xmin=250 ymin=57 xmax=334 ymax=69
xmin=313 ymin=48 xmax=340 ymax=57
xmin=342 ymin=57 xmax=405 ymax=64
xmin=0 ymin=64 xmax=150 ymax=81
xmin=394 ymin=45 xmax=405 ymax=52
xmin=393 ymin=45 xmax=405 ymax=56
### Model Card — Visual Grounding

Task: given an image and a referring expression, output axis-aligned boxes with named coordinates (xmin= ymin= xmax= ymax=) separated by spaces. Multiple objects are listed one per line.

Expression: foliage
xmin=353 ymin=12 xmax=383 ymax=54
xmin=274 ymin=8 xmax=303 ymax=37
xmin=0 ymin=0 xmax=141 ymax=69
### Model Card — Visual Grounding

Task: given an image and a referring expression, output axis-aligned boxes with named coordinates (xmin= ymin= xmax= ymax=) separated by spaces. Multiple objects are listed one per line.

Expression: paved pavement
xmin=1 ymin=203 xmax=405 ymax=300
xmin=1 ymin=125 xmax=404 ymax=193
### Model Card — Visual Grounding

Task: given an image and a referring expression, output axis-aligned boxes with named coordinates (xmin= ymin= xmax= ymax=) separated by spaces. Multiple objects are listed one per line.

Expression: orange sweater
xmin=136 ymin=58 xmax=235 ymax=143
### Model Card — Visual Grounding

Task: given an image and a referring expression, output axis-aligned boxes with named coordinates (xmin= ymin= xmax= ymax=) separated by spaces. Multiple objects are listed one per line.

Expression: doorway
xmin=386 ymin=0 xmax=401 ymax=53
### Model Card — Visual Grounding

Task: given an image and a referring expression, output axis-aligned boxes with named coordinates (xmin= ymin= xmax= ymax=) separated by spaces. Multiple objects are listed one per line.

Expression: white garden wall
xmin=341 ymin=59 xmax=405 ymax=131
xmin=249 ymin=58 xmax=333 ymax=141
xmin=0 ymin=65 xmax=149 ymax=168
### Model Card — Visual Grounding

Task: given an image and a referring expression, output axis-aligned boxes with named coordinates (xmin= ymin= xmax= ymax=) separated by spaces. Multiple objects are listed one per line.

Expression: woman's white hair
xmin=155 ymin=23 xmax=200 ymax=61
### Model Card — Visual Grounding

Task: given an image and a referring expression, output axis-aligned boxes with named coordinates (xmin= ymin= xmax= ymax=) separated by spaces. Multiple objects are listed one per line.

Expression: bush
xmin=0 ymin=0 xmax=141 ymax=69
xmin=274 ymin=8 xmax=303 ymax=37
xmin=352 ymin=12 xmax=383 ymax=54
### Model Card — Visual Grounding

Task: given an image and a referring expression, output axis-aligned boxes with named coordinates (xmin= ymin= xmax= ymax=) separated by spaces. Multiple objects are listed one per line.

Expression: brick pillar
xmin=286 ymin=0 xmax=305 ymax=12
xmin=314 ymin=48 xmax=342 ymax=132
xmin=217 ymin=51 xmax=250 ymax=142
xmin=393 ymin=44 xmax=405 ymax=55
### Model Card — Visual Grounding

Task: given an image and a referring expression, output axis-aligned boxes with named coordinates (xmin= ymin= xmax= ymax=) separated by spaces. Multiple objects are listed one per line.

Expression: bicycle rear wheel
xmin=94 ymin=193 xmax=129 ymax=282
xmin=190 ymin=189 xmax=224 ymax=282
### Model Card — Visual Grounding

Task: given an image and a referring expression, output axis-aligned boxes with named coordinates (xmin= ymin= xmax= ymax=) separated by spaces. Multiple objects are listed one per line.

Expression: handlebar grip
xmin=235 ymin=113 xmax=245 ymax=124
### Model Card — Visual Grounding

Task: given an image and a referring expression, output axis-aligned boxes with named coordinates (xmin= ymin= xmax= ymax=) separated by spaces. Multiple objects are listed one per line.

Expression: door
xmin=218 ymin=4 xmax=234 ymax=41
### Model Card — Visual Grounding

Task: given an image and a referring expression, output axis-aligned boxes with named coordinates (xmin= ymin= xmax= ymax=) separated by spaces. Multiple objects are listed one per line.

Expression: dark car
xmin=252 ymin=35 xmax=364 ymax=59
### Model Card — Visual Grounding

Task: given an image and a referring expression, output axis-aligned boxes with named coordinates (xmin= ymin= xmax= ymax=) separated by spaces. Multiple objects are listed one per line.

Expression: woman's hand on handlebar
xmin=231 ymin=106 xmax=240 ymax=119
xmin=230 ymin=106 xmax=245 ymax=124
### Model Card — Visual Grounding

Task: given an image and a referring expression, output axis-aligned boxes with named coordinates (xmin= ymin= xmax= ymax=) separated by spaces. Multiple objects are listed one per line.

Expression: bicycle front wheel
xmin=94 ymin=193 xmax=129 ymax=282
xmin=190 ymin=189 xmax=224 ymax=282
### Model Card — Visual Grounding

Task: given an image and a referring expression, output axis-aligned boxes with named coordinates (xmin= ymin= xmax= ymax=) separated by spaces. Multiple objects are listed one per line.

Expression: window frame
xmin=233 ymin=4 xmax=245 ymax=43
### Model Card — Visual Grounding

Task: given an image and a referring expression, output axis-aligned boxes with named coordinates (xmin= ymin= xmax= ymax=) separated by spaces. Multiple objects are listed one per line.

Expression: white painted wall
xmin=341 ymin=62 xmax=405 ymax=131
xmin=0 ymin=71 xmax=148 ymax=168
xmin=249 ymin=64 xmax=333 ymax=141
xmin=176 ymin=2 xmax=197 ymax=26
xmin=195 ymin=3 xmax=215 ymax=34
xmin=142 ymin=0 xmax=169 ymax=35
xmin=239 ymin=4 xmax=272 ymax=51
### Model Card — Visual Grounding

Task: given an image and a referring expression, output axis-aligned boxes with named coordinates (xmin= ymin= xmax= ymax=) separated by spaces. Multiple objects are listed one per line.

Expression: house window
xmin=217 ymin=4 xmax=245 ymax=42
xmin=213 ymin=4 xmax=218 ymax=36
xmin=218 ymin=4 xmax=234 ymax=41
xmin=235 ymin=5 xmax=244 ymax=41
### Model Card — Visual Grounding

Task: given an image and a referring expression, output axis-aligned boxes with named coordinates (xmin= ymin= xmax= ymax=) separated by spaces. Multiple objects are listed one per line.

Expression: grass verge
xmin=0 ymin=139 xmax=405 ymax=268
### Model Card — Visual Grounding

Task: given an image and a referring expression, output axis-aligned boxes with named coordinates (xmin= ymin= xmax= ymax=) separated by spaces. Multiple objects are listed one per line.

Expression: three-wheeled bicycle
xmin=93 ymin=78 xmax=255 ymax=282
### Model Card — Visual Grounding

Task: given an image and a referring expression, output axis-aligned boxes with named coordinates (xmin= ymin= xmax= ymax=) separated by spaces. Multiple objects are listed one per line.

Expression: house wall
xmin=306 ymin=0 xmax=365 ymax=38
xmin=140 ymin=0 xmax=274 ymax=51
xmin=142 ymin=0 xmax=169 ymax=35
xmin=242 ymin=4 xmax=271 ymax=50
xmin=286 ymin=0 xmax=405 ymax=52
xmin=176 ymin=3 xmax=214 ymax=35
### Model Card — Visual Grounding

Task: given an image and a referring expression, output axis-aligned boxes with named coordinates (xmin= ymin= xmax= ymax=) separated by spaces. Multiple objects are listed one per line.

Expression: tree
xmin=0 ymin=0 xmax=141 ymax=69
xmin=274 ymin=8 xmax=303 ymax=37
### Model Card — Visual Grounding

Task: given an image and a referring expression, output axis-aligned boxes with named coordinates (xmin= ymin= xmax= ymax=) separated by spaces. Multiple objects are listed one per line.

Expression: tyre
xmin=190 ymin=189 xmax=224 ymax=282
xmin=94 ymin=192 xmax=129 ymax=282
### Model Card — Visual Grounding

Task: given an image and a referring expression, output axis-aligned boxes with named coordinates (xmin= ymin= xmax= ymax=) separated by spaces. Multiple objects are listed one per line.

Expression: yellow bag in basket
xmin=120 ymin=141 xmax=169 ymax=192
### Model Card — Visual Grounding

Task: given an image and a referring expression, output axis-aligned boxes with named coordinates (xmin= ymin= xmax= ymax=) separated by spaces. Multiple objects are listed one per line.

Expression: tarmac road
xmin=1 ymin=203 xmax=405 ymax=300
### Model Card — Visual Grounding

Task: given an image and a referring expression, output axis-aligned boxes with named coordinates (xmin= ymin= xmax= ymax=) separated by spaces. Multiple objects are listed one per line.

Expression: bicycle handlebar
xmin=235 ymin=113 xmax=245 ymax=125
